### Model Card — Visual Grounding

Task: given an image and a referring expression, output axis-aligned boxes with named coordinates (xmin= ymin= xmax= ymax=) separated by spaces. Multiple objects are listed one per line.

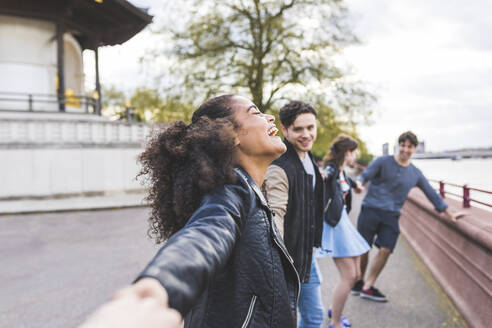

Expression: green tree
xmin=101 ymin=85 xmax=126 ymax=119
xmin=153 ymin=97 xmax=195 ymax=123
xmin=129 ymin=88 xmax=163 ymax=122
xmin=130 ymin=88 xmax=195 ymax=123
xmin=149 ymin=0 xmax=374 ymax=112
xmin=101 ymin=86 xmax=150 ymax=122
xmin=145 ymin=0 xmax=376 ymax=158
xmin=102 ymin=86 xmax=196 ymax=124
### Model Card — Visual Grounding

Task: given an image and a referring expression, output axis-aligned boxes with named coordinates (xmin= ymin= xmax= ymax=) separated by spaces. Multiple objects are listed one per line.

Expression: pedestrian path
xmin=0 ymin=189 xmax=470 ymax=327
xmin=317 ymin=192 xmax=468 ymax=328
xmin=0 ymin=191 xmax=147 ymax=215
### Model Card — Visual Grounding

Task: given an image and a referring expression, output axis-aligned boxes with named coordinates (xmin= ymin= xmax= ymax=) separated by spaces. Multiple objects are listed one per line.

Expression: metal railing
xmin=0 ymin=91 xmax=100 ymax=114
xmin=429 ymin=179 xmax=492 ymax=209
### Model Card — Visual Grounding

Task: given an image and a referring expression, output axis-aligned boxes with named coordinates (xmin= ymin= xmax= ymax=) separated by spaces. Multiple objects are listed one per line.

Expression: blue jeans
xmin=298 ymin=257 xmax=324 ymax=328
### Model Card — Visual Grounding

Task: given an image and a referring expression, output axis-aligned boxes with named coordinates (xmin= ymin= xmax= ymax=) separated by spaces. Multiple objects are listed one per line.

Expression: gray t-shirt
xmin=300 ymin=153 xmax=316 ymax=190
xmin=358 ymin=155 xmax=447 ymax=214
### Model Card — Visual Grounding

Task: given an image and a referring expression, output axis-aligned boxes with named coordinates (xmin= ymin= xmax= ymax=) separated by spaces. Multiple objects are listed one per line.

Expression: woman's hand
xmin=79 ymin=278 xmax=182 ymax=328
xmin=112 ymin=278 xmax=169 ymax=305
xmin=353 ymin=180 xmax=365 ymax=194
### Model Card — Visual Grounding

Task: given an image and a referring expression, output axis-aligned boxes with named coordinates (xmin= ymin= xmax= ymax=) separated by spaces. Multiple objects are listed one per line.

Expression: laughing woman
xmin=110 ymin=95 xmax=299 ymax=328
xmin=318 ymin=135 xmax=370 ymax=328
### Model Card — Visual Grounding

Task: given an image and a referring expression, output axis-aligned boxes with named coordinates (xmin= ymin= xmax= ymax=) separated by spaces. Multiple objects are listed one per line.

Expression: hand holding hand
xmin=112 ymin=278 xmax=168 ymax=305
xmin=79 ymin=278 xmax=182 ymax=328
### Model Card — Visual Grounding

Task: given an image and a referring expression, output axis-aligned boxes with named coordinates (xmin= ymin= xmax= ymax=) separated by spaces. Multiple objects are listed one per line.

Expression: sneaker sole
xmin=350 ymin=290 xmax=360 ymax=296
xmin=360 ymin=293 xmax=388 ymax=302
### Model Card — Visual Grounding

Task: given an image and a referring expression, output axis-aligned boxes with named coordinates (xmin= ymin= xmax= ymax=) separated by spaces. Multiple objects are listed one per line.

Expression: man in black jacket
xmin=265 ymin=101 xmax=325 ymax=328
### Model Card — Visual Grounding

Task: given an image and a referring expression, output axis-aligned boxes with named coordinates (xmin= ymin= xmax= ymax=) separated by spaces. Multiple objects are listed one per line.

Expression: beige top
xmin=264 ymin=164 xmax=289 ymax=239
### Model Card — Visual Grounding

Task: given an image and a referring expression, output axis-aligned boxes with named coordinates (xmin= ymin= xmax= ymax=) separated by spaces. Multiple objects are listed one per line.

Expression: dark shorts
xmin=357 ymin=206 xmax=400 ymax=251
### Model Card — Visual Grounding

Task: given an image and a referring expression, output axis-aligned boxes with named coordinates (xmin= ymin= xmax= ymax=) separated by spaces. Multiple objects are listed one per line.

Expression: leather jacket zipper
xmin=241 ymin=295 xmax=257 ymax=328
xmin=272 ymin=236 xmax=301 ymax=311
xmin=266 ymin=205 xmax=301 ymax=313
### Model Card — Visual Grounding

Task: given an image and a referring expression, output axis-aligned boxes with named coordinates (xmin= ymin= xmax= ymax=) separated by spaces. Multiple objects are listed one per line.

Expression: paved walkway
xmin=0 ymin=192 xmax=468 ymax=327
xmin=0 ymin=192 xmax=147 ymax=215
xmin=318 ymin=192 xmax=468 ymax=328
xmin=0 ymin=207 xmax=157 ymax=328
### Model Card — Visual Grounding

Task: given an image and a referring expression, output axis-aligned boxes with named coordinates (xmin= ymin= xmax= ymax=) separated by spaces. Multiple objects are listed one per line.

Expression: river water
xmin=412 ymin=158 xmax=492 ymax=210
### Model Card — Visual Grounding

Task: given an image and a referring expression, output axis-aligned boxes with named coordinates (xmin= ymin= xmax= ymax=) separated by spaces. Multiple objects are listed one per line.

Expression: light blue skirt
xmin=317 ymin=208 xmax=370 ymax=258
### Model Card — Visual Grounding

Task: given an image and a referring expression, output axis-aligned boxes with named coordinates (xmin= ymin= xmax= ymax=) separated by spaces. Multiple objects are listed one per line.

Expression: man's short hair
xmin=279 ymin=101 xmax=317 ymax=128
xmin=398 ymin=131 xmax=418 ymax=147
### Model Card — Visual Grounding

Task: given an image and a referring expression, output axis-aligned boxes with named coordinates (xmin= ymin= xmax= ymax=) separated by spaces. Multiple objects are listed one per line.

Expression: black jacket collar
xmin=234 ymin=167 xmax=269 ymax=209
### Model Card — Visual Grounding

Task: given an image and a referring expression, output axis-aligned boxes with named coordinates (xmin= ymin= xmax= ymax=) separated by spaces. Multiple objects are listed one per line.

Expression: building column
xmin=95 ymin=47 xmax=102 ymax=115
xmin=56 ymin=22 xmax=66 ymax=112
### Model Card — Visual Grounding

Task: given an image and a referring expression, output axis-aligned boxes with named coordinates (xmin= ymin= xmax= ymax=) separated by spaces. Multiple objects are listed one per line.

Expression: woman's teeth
xmin=268 ymin=127 xmax=278 ymax=136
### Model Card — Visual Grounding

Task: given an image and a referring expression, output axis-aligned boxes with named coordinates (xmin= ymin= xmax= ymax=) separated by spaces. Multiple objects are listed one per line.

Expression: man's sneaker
xmin=350 ymin=280 xmax=363 ymax=296
xmin=360 ymin=286 xmax=388 ymax=302
xmin=328 ymin=309 xmax=351 ymax=327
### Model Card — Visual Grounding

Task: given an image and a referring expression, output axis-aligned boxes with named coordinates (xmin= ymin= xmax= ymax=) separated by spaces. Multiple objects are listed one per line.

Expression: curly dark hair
xmin=322 ymin=134 xmax=358 ymax=168
xmin=278 ymin=100 xmax=317 ymax=128
xmin=138 ymin=95 xmax=240 ymax=243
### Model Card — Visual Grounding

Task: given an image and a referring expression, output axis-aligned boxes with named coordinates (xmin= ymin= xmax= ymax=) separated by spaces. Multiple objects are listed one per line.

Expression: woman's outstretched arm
xmin=136 ymin=185 xmax=246 ymax=316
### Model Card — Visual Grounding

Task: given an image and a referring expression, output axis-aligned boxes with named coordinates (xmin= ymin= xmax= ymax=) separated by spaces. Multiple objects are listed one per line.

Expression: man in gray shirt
xmin=351 ymin=131 xmax=464 ymax=302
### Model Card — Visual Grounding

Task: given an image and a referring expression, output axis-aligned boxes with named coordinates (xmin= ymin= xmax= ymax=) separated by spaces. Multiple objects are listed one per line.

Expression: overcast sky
xmin=84 ymin=0 xmax=492 ymax=154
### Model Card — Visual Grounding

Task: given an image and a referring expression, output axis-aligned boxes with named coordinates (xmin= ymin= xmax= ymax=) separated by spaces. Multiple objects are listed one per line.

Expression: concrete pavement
xmin=0 ymin=191 xmax=147 ymax=215
xmin=317 ymin=192 xmax=468 ymax=328
xmin=0 ymin=194 xmax=468 ymax=327
xmin=0 ymin=207 xmax=158 ymax=328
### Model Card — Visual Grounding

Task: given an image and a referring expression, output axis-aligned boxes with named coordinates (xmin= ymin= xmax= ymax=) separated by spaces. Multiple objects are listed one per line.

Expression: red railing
xmin=429 ymin=179 xmax=492 ymax=209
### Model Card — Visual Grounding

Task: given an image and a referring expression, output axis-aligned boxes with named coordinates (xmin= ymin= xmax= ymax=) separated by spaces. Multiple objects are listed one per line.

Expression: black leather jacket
xmin=137 ymin=168 xmax=300 ymax=328
xmin=323 ymin=164 xmax=356 ymax=227
xmin=270 ymin=140 xmax=324 ymax=283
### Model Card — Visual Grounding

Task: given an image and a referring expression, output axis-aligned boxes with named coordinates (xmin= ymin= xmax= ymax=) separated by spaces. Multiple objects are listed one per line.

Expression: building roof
xmin=0 ymin=0 xmax=153 ymax=49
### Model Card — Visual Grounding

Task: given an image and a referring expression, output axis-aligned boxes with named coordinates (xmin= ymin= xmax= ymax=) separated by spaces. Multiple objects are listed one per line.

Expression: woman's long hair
xmin=322 ymin=134 xmax=358 ymax=168
xmin=138 ymin=95 xmax=239 ymax=243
